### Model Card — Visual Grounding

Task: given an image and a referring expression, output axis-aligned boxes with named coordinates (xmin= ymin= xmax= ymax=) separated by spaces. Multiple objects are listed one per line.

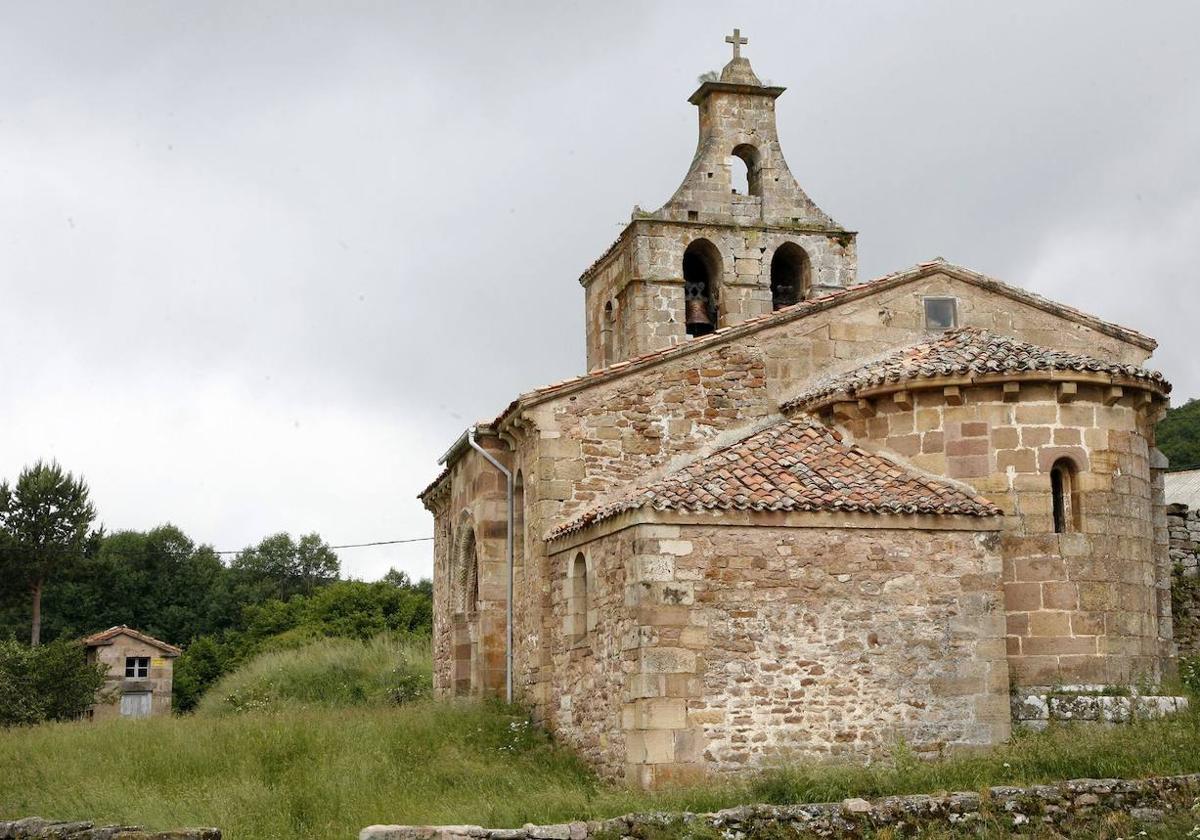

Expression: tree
xmin=0 ymin=638 xmax=106 ymax=726
xmin=230 ymin=532 xmax=340 ymax=603
xmin=0 ymin=462 xmax=97 ymax=646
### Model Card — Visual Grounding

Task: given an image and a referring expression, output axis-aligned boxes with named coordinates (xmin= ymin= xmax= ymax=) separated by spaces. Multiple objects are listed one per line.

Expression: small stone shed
xmin=83 ymin=625 xmax=180 ymax=721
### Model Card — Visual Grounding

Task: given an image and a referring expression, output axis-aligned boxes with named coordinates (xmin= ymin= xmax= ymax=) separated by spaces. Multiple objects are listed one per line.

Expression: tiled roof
xmin=782 ymin=327 xmax=1170 ymax=412
xmin=82 ymin=625 xmax=182 ymax=656
xmin=549 ymin=418 xmax=1000 ymax=538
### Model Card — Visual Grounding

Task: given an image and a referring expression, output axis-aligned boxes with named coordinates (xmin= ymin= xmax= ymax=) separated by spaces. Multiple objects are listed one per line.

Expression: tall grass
xmin=2 ymin=635 xmax=1200 ymax=839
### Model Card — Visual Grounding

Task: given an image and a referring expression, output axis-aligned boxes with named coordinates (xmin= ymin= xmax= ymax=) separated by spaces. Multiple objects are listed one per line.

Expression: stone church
xmin=420 ymin=35 xmax=1176 ymax=787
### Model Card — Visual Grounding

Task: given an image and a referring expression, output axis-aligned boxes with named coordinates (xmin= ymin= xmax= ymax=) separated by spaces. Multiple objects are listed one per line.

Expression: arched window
xmin=770 ymin=242 xmax=811 ymax=310
xmin=683 ymin=239 xmax=721 ymax=337
xmin=729 ymin=144 xmax=762 ymax=196
xmin=455 ymin=527 xmax=479 ymax=614
xmin=567 ymin=552 xmax=589 ymax=644
xmin=1050 ymin=458 xmax=1079 ymax=534
xmin=513 ymin=471 xmax=525 ymax=573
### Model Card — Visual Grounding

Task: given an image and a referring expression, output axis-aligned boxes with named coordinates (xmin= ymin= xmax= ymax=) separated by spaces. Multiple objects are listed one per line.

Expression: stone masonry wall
xmin=429 ymin=438 xmax=512 ymax=699
xmin=0 ymin=818 xmax=218 ymax=839
xmin=827 ymin=380 xmax=1170 ymax=688
xmin=550 ymin=517 xmax=1008 ymax=785
xmin=87 ymin=636 xmax=174 ymax=721
xmin=502 ymin=270 xmax=1161 ymax=728
xmin=1169 ymin=503 xmax=1200 ymax=656
xmin=363 ymin=773 xmax=1200 ymax=840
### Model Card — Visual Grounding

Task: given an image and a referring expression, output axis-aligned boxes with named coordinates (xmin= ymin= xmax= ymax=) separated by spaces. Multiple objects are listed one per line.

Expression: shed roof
xmin=82 ymin=625 xmax=181 ymax=657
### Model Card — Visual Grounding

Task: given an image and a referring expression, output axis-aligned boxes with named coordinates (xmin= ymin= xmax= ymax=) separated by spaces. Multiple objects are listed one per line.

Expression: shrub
xmin=0 ymin=638 xmax=105 ymax=726
xmin=195 ymin=634 xmax=431 ymax=716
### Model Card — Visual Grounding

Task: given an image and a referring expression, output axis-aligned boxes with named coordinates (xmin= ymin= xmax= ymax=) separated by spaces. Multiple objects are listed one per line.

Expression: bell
xmin=685 ymin=298 xmax=714 ymax=334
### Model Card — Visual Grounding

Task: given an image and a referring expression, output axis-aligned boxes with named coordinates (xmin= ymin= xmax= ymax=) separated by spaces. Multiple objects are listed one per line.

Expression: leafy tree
xmin=230 ymin=532 xmax=340 ymax=603
xmin=1160 ymin=397 xmax=1200 ymax=471
xmin=0 ymin=462 xmax=98 ymax=645
xmin=0 ymin=638 xmax=106 ymax=726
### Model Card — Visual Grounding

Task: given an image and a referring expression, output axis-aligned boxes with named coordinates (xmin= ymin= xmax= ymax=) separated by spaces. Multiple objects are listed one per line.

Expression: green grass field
xmin=3 ymin=637 xmax=1200 ymax=839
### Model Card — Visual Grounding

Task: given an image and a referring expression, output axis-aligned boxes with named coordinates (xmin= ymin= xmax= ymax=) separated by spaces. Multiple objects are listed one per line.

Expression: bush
xmin=195 ymin=634 xmax=431 ymax=716
xmin=0 ymin=638 xmax=105 ymax=726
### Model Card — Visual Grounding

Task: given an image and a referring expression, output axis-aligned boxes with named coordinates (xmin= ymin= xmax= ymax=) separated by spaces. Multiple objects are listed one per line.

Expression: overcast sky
xmin=2 ymin=1 xmax=1197 ymax=581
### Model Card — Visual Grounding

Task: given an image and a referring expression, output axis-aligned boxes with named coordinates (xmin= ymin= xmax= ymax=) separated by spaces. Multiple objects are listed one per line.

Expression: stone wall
xmin=0 ymin=817 xmax=218 ymax=839
xmin=826 ymin=379 xmax=1170 ymax=688
xmin=548 ymin=515 xmax=1007 ymax=785
xmin=361 ymin=773 xmax=1200 ymax=840
xmin=1169 ymin=503 xmax=1200 ymax=656
xmin=1169 ymin=503 xmax=1200 ymax=575
xmin=86 ymin=635 xmax=175 ymax=721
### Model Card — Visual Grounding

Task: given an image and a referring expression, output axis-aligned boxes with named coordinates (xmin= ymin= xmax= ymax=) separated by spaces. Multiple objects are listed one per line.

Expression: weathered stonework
xmin=83 ymin=626 xmax=179 ymax=721
xmin=0 ymin=817 xmax=219 ymax=839
xmin=362 ymin=773 xmax=1200 ymax=840
xmin=419 ymin=39 xmax=1179 ymax=789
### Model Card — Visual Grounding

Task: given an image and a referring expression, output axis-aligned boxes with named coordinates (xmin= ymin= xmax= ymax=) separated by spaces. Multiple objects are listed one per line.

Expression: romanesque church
xmin=420 ymin=35 xmax=1176 ymax=787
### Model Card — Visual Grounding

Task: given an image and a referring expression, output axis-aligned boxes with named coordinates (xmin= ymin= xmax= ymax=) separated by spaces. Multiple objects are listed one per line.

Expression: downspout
xmin=467 ymin=426 xmax=514 ymax=704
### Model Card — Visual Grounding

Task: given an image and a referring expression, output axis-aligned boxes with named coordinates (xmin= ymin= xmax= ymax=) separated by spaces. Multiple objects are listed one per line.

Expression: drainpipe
xmin=467 ymin=426 xmax=514 ymax=704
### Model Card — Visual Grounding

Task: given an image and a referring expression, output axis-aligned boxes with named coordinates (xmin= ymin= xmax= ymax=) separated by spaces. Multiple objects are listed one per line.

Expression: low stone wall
xmin=0 ymin=817 xmax=219 ymax=839
xmin=1169 ymin=503 xmax=1200 ymax=575
xmin=1011 ymin=689 xmax=1189 ymax=729
xmin=1170 ymin=503 xmax=1200 ymax=656
xmin=361 ymin=773 xmax=1200 ymax=839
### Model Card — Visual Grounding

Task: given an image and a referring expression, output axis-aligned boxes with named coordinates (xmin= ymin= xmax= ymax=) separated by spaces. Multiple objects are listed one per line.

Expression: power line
xmin=210 ymin=537 xmax=434 ymax=556
xmin=0 ymin=536 xmax=434 ymax=555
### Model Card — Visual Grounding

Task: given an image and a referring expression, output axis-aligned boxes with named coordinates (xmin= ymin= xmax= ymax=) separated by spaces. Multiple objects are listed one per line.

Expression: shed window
xmin=125 ymin=656 xmax=150 ymax=678
xmin=923 ymin=297 xmax=958 ymax=331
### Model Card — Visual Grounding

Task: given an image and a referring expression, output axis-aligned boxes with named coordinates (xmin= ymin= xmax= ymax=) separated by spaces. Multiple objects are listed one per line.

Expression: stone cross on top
xmin=725 ymin=28 xmax=748 ymax=60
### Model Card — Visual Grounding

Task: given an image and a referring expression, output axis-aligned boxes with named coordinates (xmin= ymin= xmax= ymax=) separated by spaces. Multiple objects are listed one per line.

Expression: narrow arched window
xmin=601 ymin=300 xmax=614 ymax=366
xmin=567 ymin=552 xmax=589 ymax=644
xmin=770 ymin=242 xmax=811 ymax=310
xmin=513 ymin=471 xmax=526 ymax=573
xmin=454 ymin=526 xmax=479 ymax=615
xmin=683 ymin=239 xmax=721 ymax=337
xmin=1050 ymin=459 xmax=1079 ymax=534
xmin=729 ymin=144 xmax=762 ymax=196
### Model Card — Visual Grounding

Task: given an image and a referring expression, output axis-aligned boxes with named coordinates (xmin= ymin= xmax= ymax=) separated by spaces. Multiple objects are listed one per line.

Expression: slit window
xmin=1050 ymin=458 xmax=1079 ymax=534
xmin=124 ymin=656 xmax=150 ymax=678
xmin=923 ymin=297 xmax=958 ymax=331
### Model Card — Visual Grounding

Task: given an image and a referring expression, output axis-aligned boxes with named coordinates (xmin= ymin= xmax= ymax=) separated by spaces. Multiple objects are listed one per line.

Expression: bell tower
xmin=580 ymin=31 xmax=856 ymax=370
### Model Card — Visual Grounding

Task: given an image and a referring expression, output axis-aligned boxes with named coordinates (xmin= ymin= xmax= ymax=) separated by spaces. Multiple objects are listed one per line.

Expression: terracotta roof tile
xmin=548 ymin=417 xmax=1000 ymax=539
xmin=782 ymin=327 xmax=1170 ymax=412
xmin=82 ymin=625 xmax=181 ymax=656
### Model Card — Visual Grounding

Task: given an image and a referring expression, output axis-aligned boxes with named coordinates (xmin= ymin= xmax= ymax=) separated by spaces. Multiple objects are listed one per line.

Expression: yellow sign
xmin=151 ymin=658 xmax=167 ymax=668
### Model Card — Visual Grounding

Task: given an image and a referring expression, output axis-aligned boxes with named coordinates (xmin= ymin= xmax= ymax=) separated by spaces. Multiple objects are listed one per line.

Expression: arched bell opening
xmin=683 ymin=239 xmax=722 ymax=337
xmin=729 ymin=143 xmax=762 ymax=197
xmin=770 ymin=242 xmax=811 ymax=310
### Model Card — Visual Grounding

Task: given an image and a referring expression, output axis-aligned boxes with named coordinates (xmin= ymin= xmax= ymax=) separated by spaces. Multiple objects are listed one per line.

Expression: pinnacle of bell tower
xmin=579 ymin=30 xmax=857 ymax=371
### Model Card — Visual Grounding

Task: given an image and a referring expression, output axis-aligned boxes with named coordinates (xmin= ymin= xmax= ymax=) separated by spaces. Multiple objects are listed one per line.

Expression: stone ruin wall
xmin=1168 ymin=502 xmax=1200 ymax=656
xmin=827 ymin=379 xmax=1170 ymax=688
xmin=548 ymin=517 xmax=1008 ymax=785
xmin=363 ymin=773 xmax=1200 ymax=840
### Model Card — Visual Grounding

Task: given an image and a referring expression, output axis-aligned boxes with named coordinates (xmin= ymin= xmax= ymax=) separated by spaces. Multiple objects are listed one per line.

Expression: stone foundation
xmin=361 ymin=773 xmax=1200 ymax=840
xmin=1011 ymin=688 xmax=1189 ymax=730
